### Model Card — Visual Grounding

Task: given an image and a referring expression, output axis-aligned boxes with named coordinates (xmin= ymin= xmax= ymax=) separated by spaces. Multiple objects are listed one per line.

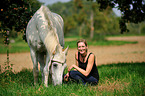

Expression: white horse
xmin=26 ymin=5 xmax=68 ymax=86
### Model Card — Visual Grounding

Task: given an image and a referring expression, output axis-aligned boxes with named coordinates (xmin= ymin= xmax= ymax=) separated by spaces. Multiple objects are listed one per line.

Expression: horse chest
xmin=28 ymin=35 xmax=46 ymax=52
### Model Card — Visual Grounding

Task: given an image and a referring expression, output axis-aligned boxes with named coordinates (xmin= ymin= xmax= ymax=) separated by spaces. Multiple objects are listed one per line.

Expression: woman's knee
xmin=69 ymin=70 xmax=77 ymax=78
xmin=69 ymin=70 xmax=82 ymax=78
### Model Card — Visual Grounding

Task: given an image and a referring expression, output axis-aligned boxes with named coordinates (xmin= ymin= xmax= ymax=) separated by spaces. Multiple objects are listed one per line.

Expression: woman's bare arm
xmin=68 ymin=54 xmax=95 ymax=77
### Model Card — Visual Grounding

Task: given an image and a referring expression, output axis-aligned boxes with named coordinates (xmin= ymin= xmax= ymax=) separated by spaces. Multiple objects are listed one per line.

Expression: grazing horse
xmin=26 ymin=5 xmax=68 ymax=86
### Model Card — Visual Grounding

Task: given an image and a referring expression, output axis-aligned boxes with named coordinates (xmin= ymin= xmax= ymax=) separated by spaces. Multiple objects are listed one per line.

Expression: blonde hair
xmin=77 ymin=39 xmax=88 ymax=47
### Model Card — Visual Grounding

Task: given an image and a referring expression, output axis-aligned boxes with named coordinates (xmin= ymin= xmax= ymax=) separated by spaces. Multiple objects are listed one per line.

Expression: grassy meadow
xmin=0 ymin=36 xmax=144 ymax=95
xmin=0 ymin=62 xmax=145 ymax=96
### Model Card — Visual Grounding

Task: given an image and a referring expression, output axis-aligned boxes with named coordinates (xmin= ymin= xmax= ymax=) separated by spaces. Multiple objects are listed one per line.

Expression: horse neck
xmin=44 ymin=29 xmax=60 ymax=56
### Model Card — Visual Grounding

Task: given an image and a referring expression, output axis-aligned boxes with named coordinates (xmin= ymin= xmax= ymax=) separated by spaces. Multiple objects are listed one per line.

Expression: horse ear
xmin=64 ymin=46 xmax=69 ymax=55
xmin=55 ymin=44 xmax=62 ymax=53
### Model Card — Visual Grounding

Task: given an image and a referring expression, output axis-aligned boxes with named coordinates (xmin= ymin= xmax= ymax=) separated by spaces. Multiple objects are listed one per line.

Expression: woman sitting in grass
xmin=64 ymin=39 xmax=99 ymax=85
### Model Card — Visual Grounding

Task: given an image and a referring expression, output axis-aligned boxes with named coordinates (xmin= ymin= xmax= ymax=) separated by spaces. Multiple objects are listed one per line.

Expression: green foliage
xmin=89 ymin=0 xmax=145 ymax=33
xmin=0 ymin=0 xmax=41 ymax=32
xmin=48 ymin=1 xmax=145 ymax=40
xmin=0 ymin=62 xmax=145 ymax=95
xmin=0 ymin=0 xmax=41 ymax=45
xmin=141 ymin=25 xmax=145 ymax=34
xmin=48 ymin=1 xmax=121 ymax=40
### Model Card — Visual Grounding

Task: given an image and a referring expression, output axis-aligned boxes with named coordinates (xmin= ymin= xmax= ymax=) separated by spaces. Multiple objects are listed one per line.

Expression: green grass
xmin=0 ymin=62 xmax=145 ymax=96
xmin=0 ymin=37 xmax=137 ymax=53
xmin=65 ymin=40 xmax=137 ymax=48
xmin=0 ymin=41 xmax=30 ymax=54
xmin=106 ymin=33 xmax=145 ymax=37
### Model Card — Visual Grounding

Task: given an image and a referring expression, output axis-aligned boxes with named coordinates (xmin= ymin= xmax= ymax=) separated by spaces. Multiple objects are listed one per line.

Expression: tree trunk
xmin=79 ymin=22 xmax=85 ymax=37
xmin=90 ymin=10 xmax=94 ymax=39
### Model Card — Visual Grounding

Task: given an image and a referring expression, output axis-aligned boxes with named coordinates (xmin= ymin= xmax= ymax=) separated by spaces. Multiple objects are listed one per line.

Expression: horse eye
xmin=53 ymin=64 xmax=57 ymax=67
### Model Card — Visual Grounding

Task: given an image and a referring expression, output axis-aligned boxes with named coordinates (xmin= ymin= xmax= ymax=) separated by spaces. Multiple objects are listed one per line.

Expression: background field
xmin=0 ymin=36 xmax=145 ymax=96
xmin=0 ymin=34 xmax=137 ymax=54
xmin=1 ymin=1 xmax=145 ymax=95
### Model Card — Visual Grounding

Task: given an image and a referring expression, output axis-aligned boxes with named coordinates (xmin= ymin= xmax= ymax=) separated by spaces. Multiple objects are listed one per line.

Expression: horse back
xmin=26 ymin=6 xmax=64 ymax=52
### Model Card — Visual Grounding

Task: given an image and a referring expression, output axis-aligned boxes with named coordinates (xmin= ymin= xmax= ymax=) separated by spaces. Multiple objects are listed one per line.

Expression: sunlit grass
xmin=65 ymin=40 xmax=137 ymax=48
xmin=0 ymin=62 xmax=144 ymax=96
xmin=0 ymin=37 xmax=137 ymax=53
xmin=0 ymin=40 xmax=29 ymax=53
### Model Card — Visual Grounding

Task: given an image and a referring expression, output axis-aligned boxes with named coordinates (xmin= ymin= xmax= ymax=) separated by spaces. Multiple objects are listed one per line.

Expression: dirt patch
xmin=96 ymin=78 xmax=129 ymax=92
xmin=0 ymin=36 xmax=145 ymax=72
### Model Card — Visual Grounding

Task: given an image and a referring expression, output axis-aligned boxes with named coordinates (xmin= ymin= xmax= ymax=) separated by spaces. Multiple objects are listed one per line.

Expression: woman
xmin=64 ymin=39 xmax=99 ymax=85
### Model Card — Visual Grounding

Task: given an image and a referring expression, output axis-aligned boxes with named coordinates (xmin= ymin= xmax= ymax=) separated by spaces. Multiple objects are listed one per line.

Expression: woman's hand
xmin=64 ymin=73 xmax=69 ymax=81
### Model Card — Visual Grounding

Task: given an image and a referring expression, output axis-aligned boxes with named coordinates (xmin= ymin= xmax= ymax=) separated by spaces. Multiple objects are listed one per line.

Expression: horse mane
xmin=41 ymin=6 xmax=61 ymax=56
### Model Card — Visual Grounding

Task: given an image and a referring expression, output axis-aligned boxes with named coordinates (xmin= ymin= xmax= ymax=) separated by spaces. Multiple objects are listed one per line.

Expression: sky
xmin=38 ymin=0 xmax=71 ymax=5
xmin=113 ymin=8 xmax=121 ymax=17
xmin=38 ymin=0 xmax=121 ymax=17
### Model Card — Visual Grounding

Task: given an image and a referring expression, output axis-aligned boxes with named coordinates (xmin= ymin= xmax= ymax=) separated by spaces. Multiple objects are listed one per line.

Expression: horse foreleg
xmin=43 ymin=53 xmax=52 ymax=87
xmin=30 ymin=49 xmax=39 ymax=85
xmin=38 ymin=52 xmax=45 ymax=83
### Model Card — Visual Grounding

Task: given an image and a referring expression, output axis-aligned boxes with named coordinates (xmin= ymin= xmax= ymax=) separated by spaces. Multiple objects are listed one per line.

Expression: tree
xmin=89 ymin=2 xmax=99 ymax=39
xmin=88 ymin=0 xmax=145 ymax=33
xmin=48 ymin=1 xmax=76 ymax=35
xmin=73 ymin=0 xmax=87 ymax=37
xmin=0 ymin=0 xmax=41 ymax=69
xmin=0 ymin=0 xmax=41 ymax=44
xmin=48 ymin=1 xmax=120 ymax=39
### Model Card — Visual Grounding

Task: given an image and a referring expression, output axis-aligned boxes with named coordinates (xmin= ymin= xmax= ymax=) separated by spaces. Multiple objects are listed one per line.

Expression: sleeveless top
xmin=78 ymin=52 xmax=99 ymax=80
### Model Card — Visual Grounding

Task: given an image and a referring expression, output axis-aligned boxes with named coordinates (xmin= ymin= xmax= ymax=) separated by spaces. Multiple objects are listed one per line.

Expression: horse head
xmin=51 ymin=44 xmax=69 ymax=85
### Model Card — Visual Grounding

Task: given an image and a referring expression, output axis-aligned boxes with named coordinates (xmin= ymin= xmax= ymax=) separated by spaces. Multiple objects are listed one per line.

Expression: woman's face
xmin=77 ymin=42 xmax=88 ymax=54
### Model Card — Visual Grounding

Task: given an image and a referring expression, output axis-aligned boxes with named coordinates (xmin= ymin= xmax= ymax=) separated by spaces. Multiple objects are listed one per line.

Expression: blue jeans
xmin=69 ymin=70 xmax=99 ymax=85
